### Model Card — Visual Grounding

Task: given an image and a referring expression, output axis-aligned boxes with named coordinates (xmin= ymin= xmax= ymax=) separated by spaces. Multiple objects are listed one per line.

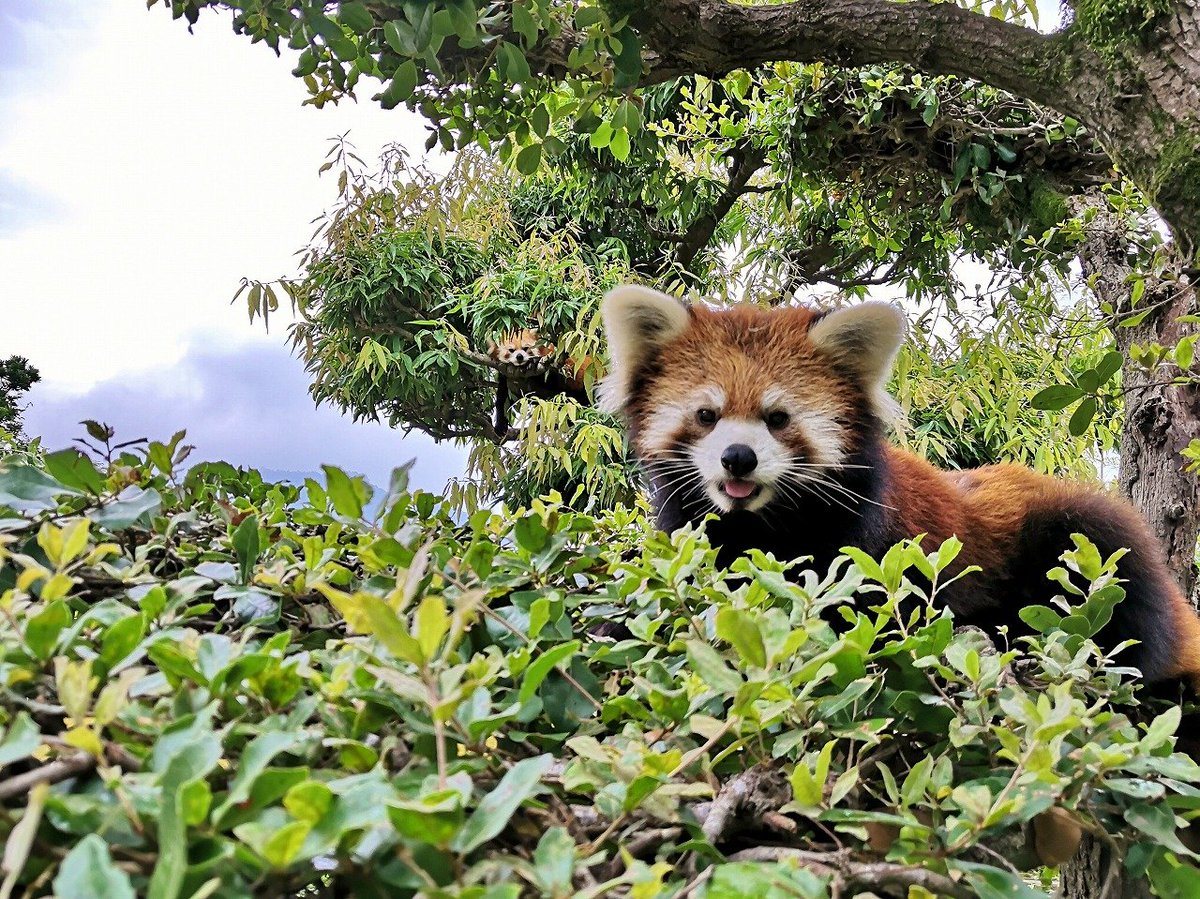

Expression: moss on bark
xmin=1072 ymin=0 xmax=1172 ymax=52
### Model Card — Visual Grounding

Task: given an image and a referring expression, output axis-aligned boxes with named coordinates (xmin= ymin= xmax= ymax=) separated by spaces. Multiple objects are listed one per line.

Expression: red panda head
xmin=488 ymin=328 xmax=555 ymax=372
xmin=599 ymin=286 xmax=906 ymax=515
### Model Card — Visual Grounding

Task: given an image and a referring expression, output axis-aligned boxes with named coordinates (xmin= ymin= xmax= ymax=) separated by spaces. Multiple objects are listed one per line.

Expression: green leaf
xmin=415 ymin=595 xmax=450 ymax=660
xmin=0 ymin=464 xmax=79 ymax=512
xmin=93 ymin=486 xmax=162 ymax=530
xmin=1018 ymin=604 xmax=1062 ymax=633
xmin=951 ymin=860 xmax=1047 ymax=899
xmin=1125 ymin=803 xmax=1193 ymax=855
xmin=446 ymin=0 xmax=478 ymax=39
xmin=715 ymin=607 xmax=767 ymax=668
xmin=214 ymin=731 xmax=308 ymax=826
xmin=262 ymin=821 xmax=310 ymax=869
xmin=231 ymin=514 xmax=261 ymax=584
xmin=531 ymin=104 xmax=550 ymax=139
xmin=574 ymin=6 xmax=604 ymax=28
xmin=686 ymin=639 xmax=743 ymax=694
xmin=589 ymin=121 xmax=613 ymax=149
xmin=1068 ymin=396 xmax=1097 ymax=437
xmin=533 ymin=827 xmax=576 ymax=895
xmin=609 ymin=128 xmax=631 ymax=162
xmin=26 ymin=600 xmax=71 ymax=660
xmin=0 ymin=713 xmax=42 ymax=766
xmin=610 ymin=26 xmax=643 ymax=86
xmin=326 ymin=589 xmax=424 ymax=664
xmin=511 ymin=3 xmax=538 ymax=44
xmin=514 ymin=515 xmax=549 ymax=553
xmin=181 ymin=779 xmax=212 ymax=826
xmin=321 ymin=465 xmax=366 ymax=518
xmin=518 ymin=641 xmax=580 ymax=704
xmin=452 ymin=754 xmax=553 ymax=853
xmin=42 ymin=449 xmax=106 ymax=494
xmin=1095 ymin=350 xmax=1123 ymax=386
xmin=53 ymin=835 xmax=135 ymax=899
xmin=148 ymin=733 xmax=222 ymax=899
xmin=388 ymin=794 xmax=464 ymax=847
xmin=338 ymin=2 xmax=374 ymax=34
xmin=380 ymin=60 xmax=419 ymax=109
xmin=284 ymin=781 xmax=334 ymax=825
xmin=1030 ymin=384 xmax=1084 ymax=411
xmin=516 ymin=142 xmax=542 ymax=176
xmin=99 ymin=613 xmax=146 ymax=670
xmin=384 ymin=19 xmax=418 ymax=55
xmin=497 ymin=42 xmax=531 ymax=84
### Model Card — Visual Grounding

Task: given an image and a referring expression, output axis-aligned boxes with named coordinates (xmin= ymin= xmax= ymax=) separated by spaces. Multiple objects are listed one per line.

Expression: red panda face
xmin=599 ymin=286 xmax=905 ymax=516
xmin=488 ymin=329 xmax=554 ymax=372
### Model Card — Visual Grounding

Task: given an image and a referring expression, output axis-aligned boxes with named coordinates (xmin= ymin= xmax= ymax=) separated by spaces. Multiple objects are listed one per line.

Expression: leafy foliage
xmin=894 ymin=301 xmax=1120 ymax=476
xmin=0 ymin=356 xmax=41 ymax=440
xmin=1 ymin=435 xmax=1198 ymax=896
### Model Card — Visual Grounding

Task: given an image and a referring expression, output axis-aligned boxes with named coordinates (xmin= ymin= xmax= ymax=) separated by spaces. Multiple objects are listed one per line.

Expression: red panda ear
xmin=809 ymin=302 xmax=907 ymax=414
xmin=598 ymin=285 xmax=691 ymax=414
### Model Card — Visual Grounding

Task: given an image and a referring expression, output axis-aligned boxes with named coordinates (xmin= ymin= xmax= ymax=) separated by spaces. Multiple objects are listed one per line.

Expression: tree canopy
xmin=0 ymin=356 xmax=41 ymax=441
xmin=145 ymin=0 xmax=1200 ymax=512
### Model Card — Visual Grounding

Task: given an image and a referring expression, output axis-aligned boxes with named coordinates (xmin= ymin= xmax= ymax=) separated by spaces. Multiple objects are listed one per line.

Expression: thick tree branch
xmin=624 ymin=0 xmax=1072 ymax=112
xmin=676 ymin=143 xmax=768 ymax=269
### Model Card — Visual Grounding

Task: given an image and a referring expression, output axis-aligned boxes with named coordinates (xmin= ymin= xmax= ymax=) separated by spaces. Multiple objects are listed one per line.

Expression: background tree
xmin=0 ymin=356 xmax=41 ymax=440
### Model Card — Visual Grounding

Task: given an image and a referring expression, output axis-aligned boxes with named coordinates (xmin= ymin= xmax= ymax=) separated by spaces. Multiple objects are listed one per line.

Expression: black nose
xmin=721 ymin=444 xmax=758 ymax=477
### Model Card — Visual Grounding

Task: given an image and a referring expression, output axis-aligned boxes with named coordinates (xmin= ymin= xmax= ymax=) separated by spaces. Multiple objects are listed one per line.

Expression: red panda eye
xmin=766 ymin=410 xmax=790 ymax=429
xmin=697 ymin=408 xmax=718 ymax=426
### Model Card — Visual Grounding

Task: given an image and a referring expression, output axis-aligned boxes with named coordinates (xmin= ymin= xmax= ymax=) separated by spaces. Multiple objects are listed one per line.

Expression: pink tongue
xmin=723 ymin=480 xmax=756 ymax=499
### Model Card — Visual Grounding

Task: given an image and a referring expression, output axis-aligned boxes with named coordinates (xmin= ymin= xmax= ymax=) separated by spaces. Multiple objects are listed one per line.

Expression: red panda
xmin=487 ymin=328 xmax=556 ymax=373
xmin=486 ymin=329 xmax=594 ymax=438
xmin=598 ymin=285 xmax=1200 ymax=689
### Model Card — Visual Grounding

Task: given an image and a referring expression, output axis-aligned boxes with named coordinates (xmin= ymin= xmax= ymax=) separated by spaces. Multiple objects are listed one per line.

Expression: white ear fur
xmin=809 ymin=302 xmax=907 ymax=416
xmin=598 ymin=285 xmax=691 ymax=414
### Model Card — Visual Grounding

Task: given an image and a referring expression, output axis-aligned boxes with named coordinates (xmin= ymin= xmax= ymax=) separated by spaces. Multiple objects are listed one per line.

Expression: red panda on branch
xmin=598 ymin=285 xmax=1200 ymax=691
xmin=486 ymin=328 xmax=593 ymax=439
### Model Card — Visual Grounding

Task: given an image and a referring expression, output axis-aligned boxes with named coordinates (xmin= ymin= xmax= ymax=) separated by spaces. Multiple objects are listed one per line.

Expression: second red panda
xmin=598 ymin=285 xmax=1200 ymax=688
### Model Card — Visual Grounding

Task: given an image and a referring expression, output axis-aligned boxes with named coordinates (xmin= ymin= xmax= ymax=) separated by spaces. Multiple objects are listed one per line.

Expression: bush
xmin=0 ymin=435 xmax=1197 ymax=898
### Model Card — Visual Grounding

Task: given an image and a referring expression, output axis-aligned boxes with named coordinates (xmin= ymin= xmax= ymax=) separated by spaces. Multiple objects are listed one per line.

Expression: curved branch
xmin=625 ymin=0 xmax=1075 ymax=111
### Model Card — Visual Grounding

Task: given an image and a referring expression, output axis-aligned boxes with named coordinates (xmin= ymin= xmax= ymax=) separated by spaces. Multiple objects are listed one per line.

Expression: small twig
xmin=1 ymin=690 xmax=65 ymax=719
xmin=0 ymin=752 xmax=95 ymax=801
xmin=728 ymin=847 xmax=975 ymax=899
xmin=477 ymin=603 xmax=602 ymax=712
xmin=585 ymin=719 xmax=738 ymax=855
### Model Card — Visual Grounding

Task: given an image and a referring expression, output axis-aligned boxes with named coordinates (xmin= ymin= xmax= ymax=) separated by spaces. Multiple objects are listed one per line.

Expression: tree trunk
xmin=1075 ymin=201 xmax=1200 ymax=600
xmin=1060 ymin=836 xmax=1154 ymax=899
xmin=1063 ymin=199 xmax=1200 ymax=899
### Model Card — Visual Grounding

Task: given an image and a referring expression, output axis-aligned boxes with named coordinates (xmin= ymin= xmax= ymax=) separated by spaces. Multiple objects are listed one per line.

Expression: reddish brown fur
xmin=627 ymin=305 xmax=856 ymax=456
xmin=621 ymin=301 xmax=1200 ymax=687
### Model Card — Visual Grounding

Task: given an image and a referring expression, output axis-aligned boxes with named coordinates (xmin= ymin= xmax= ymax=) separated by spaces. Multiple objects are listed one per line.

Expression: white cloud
xmin=23 ymin=338 xmax=469 ymax=493
xmin=0 ymin=0 xmax=436 ymax=389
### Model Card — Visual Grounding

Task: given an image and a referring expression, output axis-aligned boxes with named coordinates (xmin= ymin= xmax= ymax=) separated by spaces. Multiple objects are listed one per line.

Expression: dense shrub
xmin=0 ymin=436 xmax=1197 ymax=897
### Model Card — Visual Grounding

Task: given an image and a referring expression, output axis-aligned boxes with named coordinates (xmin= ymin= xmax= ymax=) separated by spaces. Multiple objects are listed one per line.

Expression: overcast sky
xmin=0 ymin=0 xmax=468 ymax=491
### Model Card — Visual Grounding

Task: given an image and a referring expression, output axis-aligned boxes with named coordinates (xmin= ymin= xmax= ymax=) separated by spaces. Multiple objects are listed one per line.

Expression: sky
xmin=0 ymin=0 xmax=468 ymax=491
